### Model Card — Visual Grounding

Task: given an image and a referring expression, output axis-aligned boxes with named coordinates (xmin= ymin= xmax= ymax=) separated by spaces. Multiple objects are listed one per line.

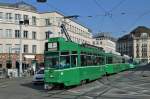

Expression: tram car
xmin=44 ymin=37 xmax=136 ymax=89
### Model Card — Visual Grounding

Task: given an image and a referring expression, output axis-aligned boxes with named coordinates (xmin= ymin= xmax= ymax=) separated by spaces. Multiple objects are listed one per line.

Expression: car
xmin=32 ymin=68 xmax=44 ymax=84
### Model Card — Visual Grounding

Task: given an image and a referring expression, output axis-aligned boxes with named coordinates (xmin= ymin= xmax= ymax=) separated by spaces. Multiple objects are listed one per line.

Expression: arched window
xmin=141 ymin=33 xmax=148 ymax=38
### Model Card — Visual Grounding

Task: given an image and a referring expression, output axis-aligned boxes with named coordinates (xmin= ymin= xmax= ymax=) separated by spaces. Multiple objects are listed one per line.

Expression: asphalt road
xmin=1 ymin=64 xmax=150 ymax=99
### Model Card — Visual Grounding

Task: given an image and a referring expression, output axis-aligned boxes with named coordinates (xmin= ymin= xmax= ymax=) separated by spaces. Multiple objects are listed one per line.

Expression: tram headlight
xmin=50 ymin=75 xmax=54 ymax=78
xmin=60 ymin=72 xmax=64 ymax=75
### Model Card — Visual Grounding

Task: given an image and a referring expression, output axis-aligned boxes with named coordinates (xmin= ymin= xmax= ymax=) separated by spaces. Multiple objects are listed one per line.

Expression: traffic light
xmin=37 ymin=0 xmax=47 ymax=2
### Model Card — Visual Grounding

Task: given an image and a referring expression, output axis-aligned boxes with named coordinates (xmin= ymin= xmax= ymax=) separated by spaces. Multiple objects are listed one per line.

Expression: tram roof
xmin=47 ymin=37 xmax=105 ymax=54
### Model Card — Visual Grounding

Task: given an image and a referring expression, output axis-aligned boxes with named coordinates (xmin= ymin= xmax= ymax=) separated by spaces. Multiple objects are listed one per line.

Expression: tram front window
xmin=45 ymin=56 xmax=59 ymax=69
xmin=45 ymin=56 xmax=70 ymax=69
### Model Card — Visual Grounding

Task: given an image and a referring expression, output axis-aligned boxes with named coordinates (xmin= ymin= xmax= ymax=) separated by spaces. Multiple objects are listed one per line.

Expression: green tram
xmin=44 ymin=37 xmax=134 ymax=89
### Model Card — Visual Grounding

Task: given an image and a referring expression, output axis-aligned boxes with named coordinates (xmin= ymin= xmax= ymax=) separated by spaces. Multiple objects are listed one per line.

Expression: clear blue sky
xmin=1 ymin=0 xmax=150 ymax=38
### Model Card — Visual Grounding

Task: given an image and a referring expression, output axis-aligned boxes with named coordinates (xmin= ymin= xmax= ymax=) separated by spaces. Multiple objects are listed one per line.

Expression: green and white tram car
xmin=44 ymin=37 xmax=135 ymax=89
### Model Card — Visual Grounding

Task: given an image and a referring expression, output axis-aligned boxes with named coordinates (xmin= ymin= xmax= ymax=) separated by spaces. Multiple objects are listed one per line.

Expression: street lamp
xmin=19 ymin=20 xmax=29 ymax=77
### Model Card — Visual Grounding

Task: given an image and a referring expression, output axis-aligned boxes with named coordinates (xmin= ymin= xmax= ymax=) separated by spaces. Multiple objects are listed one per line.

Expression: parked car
xmin=32 ymin=68 xmax=44 ymax=84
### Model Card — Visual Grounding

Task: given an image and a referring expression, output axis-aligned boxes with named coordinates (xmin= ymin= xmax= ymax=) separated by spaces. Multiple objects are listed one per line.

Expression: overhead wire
xmin=92 ymin=0 xmax=109 ymax=33
xmin=93 ymin=0 xmax=107 ymax=13
xmin=109 ymin=0 xmax=126 ymax=12
xmin=127 ymin=10 xmax=150 ymax=32
xmin=93 ymin=0 xmax=127 ymax=34
xmin=16 ymin=0 xmax=150 ymax=35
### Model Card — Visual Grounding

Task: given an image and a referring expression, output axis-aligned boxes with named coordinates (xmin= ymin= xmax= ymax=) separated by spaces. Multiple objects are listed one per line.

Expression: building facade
xmin=93 ymin=32 xmax=116 ymax=53
xmin=0 ymin=2 xmax=93 ymax=70
xmin=117 ymin=26 xmax=150 ymax=63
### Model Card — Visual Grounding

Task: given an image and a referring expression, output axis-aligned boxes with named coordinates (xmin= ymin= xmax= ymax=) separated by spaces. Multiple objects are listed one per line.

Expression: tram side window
xmin=95 ymin=56 xmax=104 ymax=65
xmin=71 ymin=51 xmax=77 ymax=67
xmin=81 ymin=53 xmax=101 ymax=66
xmin=99 ymin=57 xmax=105 ymax=65
xmin=122 ymin=58 xmax=125 ymax=63
xmin=86 ymin=56 xmax=93 ymax=66
xmin=114 ymin=57 xmax=122 ymax=63
xmin=107 ymin=57 xmax=112 ymax=64
xmin=95 ymin=57 xmax=100 ymax=65
xmin=60 ymin=52 xmax=70 ymax=69
xmin=81 ymin=55 xmax=86 ymax=66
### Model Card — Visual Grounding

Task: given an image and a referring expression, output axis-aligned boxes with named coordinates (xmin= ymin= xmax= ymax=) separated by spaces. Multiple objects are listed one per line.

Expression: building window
xmin=32 ymin=31 xmax=36 ymax=39
xmin=45 ymin=19 xmax=51 ymax=26
xmin=6 ymin=29 xmax=12 ymax=38
xmin=100 ymin=41 xmax=102 ymax=44
xmin=15 ymin=14 xmax=21 ymax=23
xmin=0 ymin=44 xmax=3 ymax=53
xmin=15 ymin=44 xmax=20 ymax=53
xmin=6 ymin=13 xmax=12 ymax=21
xmin=15 ymin=30 xmax=20 ymax=38
xmin=93 ymin=41 xmax=95 ymax=45
xmin=0 ymin=29 xmax=3 ymax=38
xmin=23 ymin=31 xmax=28 ymax=38
xmin=6 ymin=44 xmax=12 ymax=53
xmin=96 ymin=41 xmax=99 ymax=45
xmin=32 ymin=45 xmax=36 ymax=54
xmin=24 ymin=45 xmax=28 ymax=53
xmin=0 ymin=12 xmax=3 ymax=20
xmin=23 ymin=15 xmax=29 ymax=20
xmin=45 ymin=31 xmax=53 ymax=39
xmin=141 ymin=33 xmax=148 ymax=38
xmin=32 ymin=16 xmax=36 ymax=25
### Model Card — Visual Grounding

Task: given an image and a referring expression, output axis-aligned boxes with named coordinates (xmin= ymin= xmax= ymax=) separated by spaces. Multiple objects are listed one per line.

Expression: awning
xmin=24 ymin=55 xmax=35 ymax=59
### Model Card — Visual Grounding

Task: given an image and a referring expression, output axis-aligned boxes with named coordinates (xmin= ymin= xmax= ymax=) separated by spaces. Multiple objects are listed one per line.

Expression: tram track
xmin=95 ymin=67 xmax=150 ymax=97
xmin=43 ymin=87 xmax=74 ymax=99
xmin=67 ymin=70 xmax=137 ymax=99
xmin=34 ymin=65 xmax=150 ymax=99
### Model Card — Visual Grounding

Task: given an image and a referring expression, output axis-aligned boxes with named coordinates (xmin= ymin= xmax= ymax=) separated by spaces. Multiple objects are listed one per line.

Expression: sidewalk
xmin=0 ymin=76 xmax=33 ymax=83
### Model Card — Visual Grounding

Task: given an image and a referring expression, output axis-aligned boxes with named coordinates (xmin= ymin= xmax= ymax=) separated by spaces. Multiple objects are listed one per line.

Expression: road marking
xmin=0 ymin=85 xmax=8 ymax=88
xmin=0 ymin=83 xmax=8 ymax=88
xmin=0 ymin=82 xmax=7 ymax=86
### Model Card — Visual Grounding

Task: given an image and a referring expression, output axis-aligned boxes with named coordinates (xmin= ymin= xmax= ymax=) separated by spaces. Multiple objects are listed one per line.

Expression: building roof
xmin=0 ymin=1 xmax=37 ymax=11
xmin=93 ymin=32 xmax=116 ymax=42
xmin=131 ymin=26 xmax=150 ymax=37
xmin=0 ymin=2 xmax=92 ymax=33
xmin=117 ymin=34 xmax=132 ymax=41
xmin=40 ymin=11 xmax=92 ymax=32
xmin=118 ymin=26 xmax=150 ymax=41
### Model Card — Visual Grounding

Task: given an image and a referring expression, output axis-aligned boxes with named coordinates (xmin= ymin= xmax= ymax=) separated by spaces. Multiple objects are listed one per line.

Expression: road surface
xmin=1 ymin=64 xmax=150 ymax=99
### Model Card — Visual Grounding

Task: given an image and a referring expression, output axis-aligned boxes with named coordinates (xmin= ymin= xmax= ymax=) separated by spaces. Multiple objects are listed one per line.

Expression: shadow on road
xmin=130 ymin=64 xmax=150 ymax=71
xmin=21 ymin=82 xmax=45 ymax=91
xmin=20 ymin=82 xmax=73 ymax=92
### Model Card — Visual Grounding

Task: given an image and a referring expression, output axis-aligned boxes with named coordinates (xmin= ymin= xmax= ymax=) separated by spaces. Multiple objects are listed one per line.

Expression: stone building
xmin=0 ymin=1 xmax=93 ymax=70
xmin=93 ymin=32 xmax=116 ymax=53
xmin=117 ymin=26 xmax=150 ymax=63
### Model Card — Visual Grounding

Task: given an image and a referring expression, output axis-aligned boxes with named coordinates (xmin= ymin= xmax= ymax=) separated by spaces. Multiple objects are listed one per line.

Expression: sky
xmin=1 ymin=0 xmax=150 ymax=38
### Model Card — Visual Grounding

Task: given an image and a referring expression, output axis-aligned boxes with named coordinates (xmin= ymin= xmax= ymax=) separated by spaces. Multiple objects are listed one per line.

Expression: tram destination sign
xmin=48 ymin=42 xmax=57 ymax=51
